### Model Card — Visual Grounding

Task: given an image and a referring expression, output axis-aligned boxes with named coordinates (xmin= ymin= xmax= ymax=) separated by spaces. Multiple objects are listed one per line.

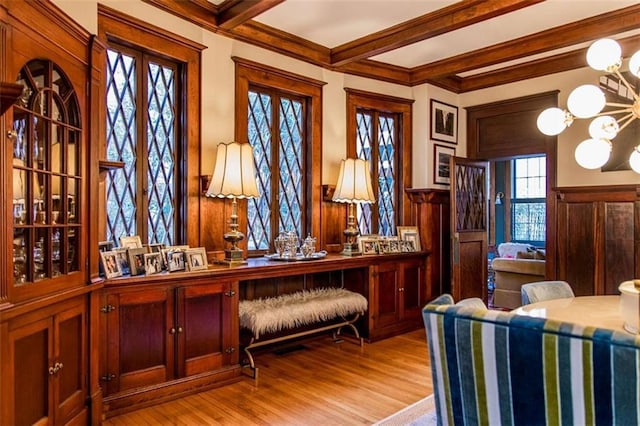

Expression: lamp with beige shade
xmin=332 ymin=158 xmax=376 ymax=256
xmin=206 ymin=142 xmax=260 ymax=265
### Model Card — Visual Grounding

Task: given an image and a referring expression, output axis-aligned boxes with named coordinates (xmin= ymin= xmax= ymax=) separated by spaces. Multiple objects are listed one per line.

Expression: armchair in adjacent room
xmin=491 ymin=242 xmax=545 ymax=309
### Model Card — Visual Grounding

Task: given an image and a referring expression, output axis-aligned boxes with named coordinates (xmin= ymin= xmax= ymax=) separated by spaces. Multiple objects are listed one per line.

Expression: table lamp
xmin=206 ymin=142 xmax=260 ymax=265
xmin=332 ymin=158 xmax=375 ymax=256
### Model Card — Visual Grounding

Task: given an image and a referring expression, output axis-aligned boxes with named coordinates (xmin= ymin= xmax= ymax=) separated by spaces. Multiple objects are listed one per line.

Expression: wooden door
xmin=104 ymin=287 xmax=175 ymax=395
xmin=176 ymin=281 xmax=238 ymax=377
xmin=400 ymin=257 xmax=425 ymax=322
xmin=371 ymin=262 xmax=401 ymax=331
xmin=450 ymin=157 xmax=488 ymax=303
xmin=54 ymin=303 xmax=87 ymax=425
xmin=6 ymin=316 xmax=52 ymax=426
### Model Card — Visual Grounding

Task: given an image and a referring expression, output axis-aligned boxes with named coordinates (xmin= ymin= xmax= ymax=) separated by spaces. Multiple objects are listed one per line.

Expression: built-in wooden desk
xmin=98 ymin=251 xmax=430 ymax=417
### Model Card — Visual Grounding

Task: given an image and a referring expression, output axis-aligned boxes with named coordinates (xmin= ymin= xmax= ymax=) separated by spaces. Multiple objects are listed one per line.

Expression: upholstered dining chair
xmin=521 ymin=280 xmax=575 ymax=305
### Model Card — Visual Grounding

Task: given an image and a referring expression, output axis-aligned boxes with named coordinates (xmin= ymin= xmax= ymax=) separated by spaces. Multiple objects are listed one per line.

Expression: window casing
xmin=105 ymin=44 xmax=181 ymax=247
xmin=511 ymin=156 xmax=546 ymax=244
xmin=346 ymin=89 xmax=413 ymax=237
xmin=246 ymin=86 xmax=307 ymax=251
xmin=234 ymin=57 xmax=324 ymax=256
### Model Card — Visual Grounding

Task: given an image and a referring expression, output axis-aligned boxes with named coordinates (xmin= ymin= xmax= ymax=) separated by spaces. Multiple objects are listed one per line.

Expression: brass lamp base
xmin=218 ymin=247 xmax=247 ymax=266
xmin=341 ymin=241 xmax=362 ymax=256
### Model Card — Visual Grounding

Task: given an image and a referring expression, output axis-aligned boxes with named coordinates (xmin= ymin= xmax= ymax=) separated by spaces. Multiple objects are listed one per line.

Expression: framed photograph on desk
xmin=397 ymin=226 xmax=420 ymax=251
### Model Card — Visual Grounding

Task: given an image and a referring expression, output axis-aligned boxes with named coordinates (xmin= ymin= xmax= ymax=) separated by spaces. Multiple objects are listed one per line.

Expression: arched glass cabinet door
xmin=11 ymin=59 xmax=82 ymax=289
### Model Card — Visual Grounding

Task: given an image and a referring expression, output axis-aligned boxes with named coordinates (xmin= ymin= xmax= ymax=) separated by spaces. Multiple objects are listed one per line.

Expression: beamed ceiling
xmin=143 ymin=0 xmax=640 ymax=93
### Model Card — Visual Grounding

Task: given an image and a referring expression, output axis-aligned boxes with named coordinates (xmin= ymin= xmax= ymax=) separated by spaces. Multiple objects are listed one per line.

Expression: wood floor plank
xmin=103 ymin=329 xmax=432 ymax=425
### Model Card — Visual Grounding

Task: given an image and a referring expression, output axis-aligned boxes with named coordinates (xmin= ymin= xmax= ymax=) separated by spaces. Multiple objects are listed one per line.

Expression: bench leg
xmin=241 ymin=313 xmax=365 ymax=380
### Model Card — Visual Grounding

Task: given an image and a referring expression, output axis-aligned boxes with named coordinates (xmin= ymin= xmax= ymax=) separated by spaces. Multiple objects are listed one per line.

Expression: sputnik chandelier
xmin=537 ymin=38 xmax=640 ymax=172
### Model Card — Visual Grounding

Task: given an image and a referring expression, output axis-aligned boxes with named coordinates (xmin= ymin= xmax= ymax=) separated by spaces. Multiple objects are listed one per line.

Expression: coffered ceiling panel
xmin=147 ymin=0 xmax=640 ymax=92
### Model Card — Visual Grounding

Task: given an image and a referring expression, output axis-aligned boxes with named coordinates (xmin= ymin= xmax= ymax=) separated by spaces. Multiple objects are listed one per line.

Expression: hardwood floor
xmin=103 ymin=329 xmax=433 ymax=425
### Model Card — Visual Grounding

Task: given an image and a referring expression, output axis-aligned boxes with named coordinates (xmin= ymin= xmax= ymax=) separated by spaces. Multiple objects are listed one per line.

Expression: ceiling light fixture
xmin=537 ymin=38 xmax=640 ymax=172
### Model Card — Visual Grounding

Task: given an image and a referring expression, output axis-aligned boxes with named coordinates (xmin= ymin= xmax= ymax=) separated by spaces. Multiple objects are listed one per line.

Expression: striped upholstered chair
xmin=422 ymin=294 xmax=640 ymax=425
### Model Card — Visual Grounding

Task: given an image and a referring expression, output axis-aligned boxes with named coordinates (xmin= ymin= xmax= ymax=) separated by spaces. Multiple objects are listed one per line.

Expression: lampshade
xmin=332 ymin=158 xmax=375 ymax=204
xmin=536 ymin=107 xmax=569 ymax=136
xmin=586 ymin=38 xmax=621 ymax=71
xmin=574 ymin=138 xmax=611 ymax=169
xmin=206 ymin=142 xmax=260 ymax=199
xmin=567 ymin=84 xmax=605 ymax=118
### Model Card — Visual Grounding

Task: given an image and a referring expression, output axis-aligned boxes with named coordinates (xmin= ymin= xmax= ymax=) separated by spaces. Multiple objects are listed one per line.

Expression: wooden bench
xmin=239 ymin=287 xmax=368 ymax=380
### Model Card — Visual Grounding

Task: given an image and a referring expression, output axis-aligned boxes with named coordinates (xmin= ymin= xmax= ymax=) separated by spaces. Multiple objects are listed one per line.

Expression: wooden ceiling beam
xmin=142 ymin=0 xmax=219 ymax=31
xmin=452 ymin=34 xmax=640 ymax=93
xmin=411 ymin=4 xmax=640 ymax=82
xmin=217 ymin=0 xmax=285 ymax=30
xmin=329 ymin=0 xmax=543 ymax=67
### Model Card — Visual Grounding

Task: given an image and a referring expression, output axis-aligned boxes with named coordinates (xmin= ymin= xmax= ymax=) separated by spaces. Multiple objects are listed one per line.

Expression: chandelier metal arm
xmin=617 ymin=113 xmax=637 ymax=133
xmin=613 ymin=69 xmax=640 ymax=102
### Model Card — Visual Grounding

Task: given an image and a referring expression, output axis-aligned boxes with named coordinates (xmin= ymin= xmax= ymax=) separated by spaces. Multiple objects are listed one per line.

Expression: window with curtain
xmin=511 ymin=156 xmax=546 ymax=243
xmin=105 ymin=43 xmax=181 ymax=247
xmin=246 ymin=86 xmax=307 ymax=252
xmin=346 ymin=89 xmax=413 ymax=238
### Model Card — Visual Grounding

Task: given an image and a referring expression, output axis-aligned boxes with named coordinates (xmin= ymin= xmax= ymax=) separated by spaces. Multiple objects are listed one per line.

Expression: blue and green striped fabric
xmin=422 ymin=294 xmax=640 ymax=426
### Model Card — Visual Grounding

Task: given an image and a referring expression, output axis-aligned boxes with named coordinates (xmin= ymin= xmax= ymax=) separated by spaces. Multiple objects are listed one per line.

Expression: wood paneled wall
xmin=554 ymin=185 xmax=640 ymax=296
xmin=406 ymin=188 xmax=450 ymax=301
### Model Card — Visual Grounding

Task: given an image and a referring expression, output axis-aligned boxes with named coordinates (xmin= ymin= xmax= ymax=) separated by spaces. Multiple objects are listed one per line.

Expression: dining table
xmin=512 ymin=295 xmax=635 ymax=334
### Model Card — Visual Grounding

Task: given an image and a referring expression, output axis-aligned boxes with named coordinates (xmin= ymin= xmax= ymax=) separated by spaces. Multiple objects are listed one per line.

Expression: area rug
xmin=373 ymin=395 xmax=437 ymax=426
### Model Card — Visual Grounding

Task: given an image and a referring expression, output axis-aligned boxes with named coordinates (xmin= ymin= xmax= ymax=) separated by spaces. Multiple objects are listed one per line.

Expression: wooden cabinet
xmin=0 ymin=2 xmax=100 ymax=425
xmin=1 ymin=296 xmax=87 ymax=426
xmin=100 ymin=278 xmax=240 ymax=417
xmin=368 ymin=256 xmax=427 ymax=341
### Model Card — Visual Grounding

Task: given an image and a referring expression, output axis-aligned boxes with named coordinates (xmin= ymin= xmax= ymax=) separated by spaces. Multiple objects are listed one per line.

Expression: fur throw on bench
xmin=239 ymin=288 xmax=368 ymax=339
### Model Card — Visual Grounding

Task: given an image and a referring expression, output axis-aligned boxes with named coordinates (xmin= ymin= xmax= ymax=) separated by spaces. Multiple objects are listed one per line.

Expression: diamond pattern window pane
xmin=377 ymin=115 xmax=395 ymax=236
xmin=247 ymin=88 xmax=306 ymax=251
xmin=247 ymin=90 xmax=272 ymax=251
xmin=147 ymin=62 xmax=176 ymax=245
xmin=106 ymin=47 xmax=179 ymax=247
xmin=106 ymin=49 xmax=137 ymax=244
xmin=355 ymin=110 xmax=397 ymax=237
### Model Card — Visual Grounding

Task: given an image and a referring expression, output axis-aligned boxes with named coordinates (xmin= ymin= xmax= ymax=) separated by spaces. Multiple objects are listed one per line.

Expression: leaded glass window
xmin=247 ymin=87 xmax=306 ymax=252
xmin=355 ymin=109 xmax=397 ymax=236
xmin=105 ymin=44 xmax=179 ymax=246
xmin=511 ymin=156 xmax=546 ymax=243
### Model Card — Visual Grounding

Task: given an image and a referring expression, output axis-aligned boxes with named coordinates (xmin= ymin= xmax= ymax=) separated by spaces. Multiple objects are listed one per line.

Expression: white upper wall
xmin=53 ymin=0 xmax=638 ymax=190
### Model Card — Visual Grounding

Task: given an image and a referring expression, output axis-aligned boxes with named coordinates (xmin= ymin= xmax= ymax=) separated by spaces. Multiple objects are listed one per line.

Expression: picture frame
xmin=100 ymin=251 xmax=122 ymax=279
xmin=434 ymin=143 xmax=455 ymax=185
xmin=388 ymin=240 xmax=401 ymax=253
xmin=143 ymin=252 xmax=163 ymax=275
xmin=113 ymin=247 xmax=131 ymax=275
xmin=128 ymin=247 xmax=149 ymax=276
xmin=400 ymin=240 xmax=416 ymax=252
xmin=358 ymin=235 xmax=379 ymax=255
xmin=185 ymin=247 xmax=208 ymax=271
xmin=378 ymin=240 xmax=391 ymax=254
xmin=120 ymin=235 xmax=142 ymax=249
xmin=430 ymin=99 xmax=458 ymax=144
xmin=167 ymin=250 xmax=186 ymax=272
xmin=98 ymin=241 xmax=114 ymax=277
xmin=397 ymin=226 xmax=421 ymax=251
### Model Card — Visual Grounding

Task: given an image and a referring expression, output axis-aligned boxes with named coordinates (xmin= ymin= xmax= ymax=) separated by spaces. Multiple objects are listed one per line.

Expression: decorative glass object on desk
xmin=268 ymin=232 xmax=326 ymax=261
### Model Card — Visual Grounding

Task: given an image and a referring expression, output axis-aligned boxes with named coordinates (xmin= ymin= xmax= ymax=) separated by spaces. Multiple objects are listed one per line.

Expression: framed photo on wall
xmin=434 ymin=143 xmax=455 ymax=185
xmin=430 ymin=99 xmax=458 ymax=144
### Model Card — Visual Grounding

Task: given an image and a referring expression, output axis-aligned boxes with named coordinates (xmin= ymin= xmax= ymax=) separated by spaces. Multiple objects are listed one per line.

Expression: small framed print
xmin=100 ymin=251 xmax=122 ymax=279
xmin=186 ymin=247 xmax=208 ymax=271
xmin=434 ymin=144 xmax=455 ymax=186
xmin=143 ymin=252 xmax=163 ymax=275
xmin=388 ymin=240 xmax=401 ymax=253
xmin=167 ymin=250 xmax=186 ymax=272
xmin=120 ymin=235 xmax=142 ymax=249
xmin=430 ymin=99 xmax=458 ymax=144
xmin=358 ymin=235 xmax=379 ymax=255
xmin=397 ymin=226 xmax=421 ymax=251
xmin=98 ymin=241 xmax=114 ymax=277
xmin=378 ymin=240 xmax=391 ymax=254
xmin=128 ymin=247 xmax=149 ymax=276
xmin=400 ymin=240 xmax=416 ymax=252
xmin=113 ymin=248 xmax=131 ymax=275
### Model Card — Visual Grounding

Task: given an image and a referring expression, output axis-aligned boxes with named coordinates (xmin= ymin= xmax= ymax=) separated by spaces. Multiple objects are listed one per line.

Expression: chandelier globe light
xmin=536 ymin=38 xmax=640 ymax=173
